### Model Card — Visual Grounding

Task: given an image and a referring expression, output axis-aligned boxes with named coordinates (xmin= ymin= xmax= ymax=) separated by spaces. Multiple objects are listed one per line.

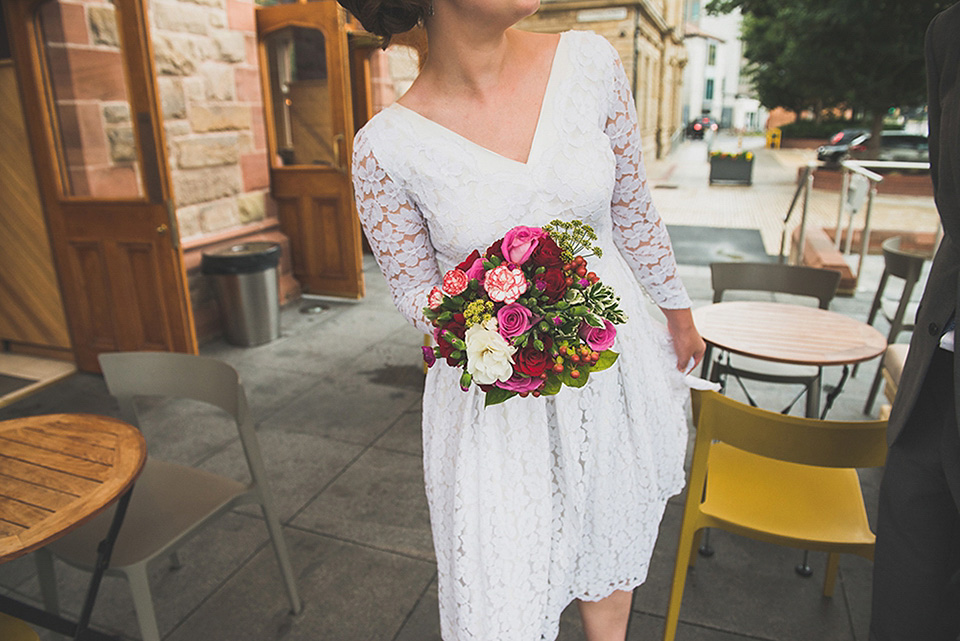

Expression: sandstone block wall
xmin=149 ymin=0 xmax=269 ymax=240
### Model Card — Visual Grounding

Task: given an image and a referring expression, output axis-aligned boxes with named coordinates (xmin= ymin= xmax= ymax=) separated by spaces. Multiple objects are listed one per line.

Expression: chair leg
xmin=823 ymin=553 xmax=840 ymax=597
xmin=125 ymin=566 xmax=161 ymax=641
xmin=33 ymin=550 xmax=59 ymax=615
xmin=260 ymin=504 xmax=303 ymax=614
xmin=664 ymin=526 xmax=699 ymax=641
xmin=864 ymin=361 xmax=885 ymax=415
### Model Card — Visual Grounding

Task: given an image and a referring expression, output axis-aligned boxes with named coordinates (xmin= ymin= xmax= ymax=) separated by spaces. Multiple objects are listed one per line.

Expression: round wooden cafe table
xmin=0 ymin=414 xmax=146 ymax=562
xmin=694 ymin=301 xmax=887 ymax=418
xmin=0 ymin=413 xmax=146 ymax=641
xmin=695 ymin=301 xmax=887 ymax=366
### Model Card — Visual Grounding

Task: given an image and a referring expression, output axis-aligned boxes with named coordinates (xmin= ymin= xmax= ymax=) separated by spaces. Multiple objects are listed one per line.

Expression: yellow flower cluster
xmin=710 ymin=151 xmax=754 ymax=161
xmin=464 ymin=299 xmax=495 ymax=328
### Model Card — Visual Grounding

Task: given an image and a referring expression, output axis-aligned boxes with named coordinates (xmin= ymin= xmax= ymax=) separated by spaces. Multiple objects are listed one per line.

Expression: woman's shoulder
xmin=354 ymin=105 xmax=412 ymax=162
xmin=560 ymin=29 xmax=619 ymax=58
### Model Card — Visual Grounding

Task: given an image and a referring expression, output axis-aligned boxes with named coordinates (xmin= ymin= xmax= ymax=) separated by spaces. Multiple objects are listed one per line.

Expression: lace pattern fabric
xmin=352 ymin=31 xmax=691 ymax=640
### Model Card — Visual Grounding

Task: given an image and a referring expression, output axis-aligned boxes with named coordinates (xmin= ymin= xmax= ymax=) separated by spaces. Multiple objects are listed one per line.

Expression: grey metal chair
xmin=863 ymin=237 xmax=929 ymax=414
xmin=35 ymin=352 xmax=302 ymax=641
xmin=704 ymin=262 xmax=842 ymax=417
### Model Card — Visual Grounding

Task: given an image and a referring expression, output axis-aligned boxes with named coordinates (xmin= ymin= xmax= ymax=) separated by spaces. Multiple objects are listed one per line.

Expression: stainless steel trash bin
xmin=201 ymin=242 xmax=281 ymax=346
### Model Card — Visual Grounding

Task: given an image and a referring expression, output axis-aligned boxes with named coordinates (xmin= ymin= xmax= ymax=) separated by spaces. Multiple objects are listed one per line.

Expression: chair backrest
xmin=100 ymin=351 xmax=246 ymax=423
xmin=710 ymin=262 xmax=841 ymax=309
xmin=691 ymin=389 xmax=887 ymax=469
xmin=98 ymin=352 xmax=260 ymax=479
xmin=880 ymin=237 xmax=927 ymax=284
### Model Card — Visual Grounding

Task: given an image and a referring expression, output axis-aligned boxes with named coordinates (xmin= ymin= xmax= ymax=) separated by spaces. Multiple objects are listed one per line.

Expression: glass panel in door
xmin=37 ymin=0 xmax=144 ymax=199
xmin=265 ymin=26 xmax=337 ymax=167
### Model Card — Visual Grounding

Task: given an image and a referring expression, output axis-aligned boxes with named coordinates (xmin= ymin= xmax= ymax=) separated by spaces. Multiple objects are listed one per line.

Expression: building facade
xmin=517 ymin=0 xmax=688 ymax=159
xmin=682 ymin=0 xmax=763 ymax=132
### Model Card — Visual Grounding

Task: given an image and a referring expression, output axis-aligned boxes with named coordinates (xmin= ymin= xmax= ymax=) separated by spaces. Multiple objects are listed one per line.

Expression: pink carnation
xmin=501 ymin=226 xmax=547 ymax=264
xmin=442 ymin=269 xmax=469 ymax=296
xmin=427 ymin=286 xmax=443 ymax=309
xmin=484 ymin=265 xmax=528 ymax=304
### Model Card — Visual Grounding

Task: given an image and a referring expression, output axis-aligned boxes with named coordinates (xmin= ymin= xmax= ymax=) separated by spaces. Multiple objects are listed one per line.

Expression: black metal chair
xmin=704 ymin=262 xmax=842 ymax=417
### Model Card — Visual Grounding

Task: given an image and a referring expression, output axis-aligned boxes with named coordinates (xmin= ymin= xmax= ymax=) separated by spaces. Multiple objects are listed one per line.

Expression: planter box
xmin=709 ymin=156 xmax=754 ymax=185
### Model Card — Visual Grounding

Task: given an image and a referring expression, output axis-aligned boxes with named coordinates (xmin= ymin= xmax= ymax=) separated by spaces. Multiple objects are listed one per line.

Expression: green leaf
xmin=591 ymin=350 xmax=619 ymax=372
xmin=541 ymin=376 xmax=562 ymax=396
xmin=559 ymin=367 xmax=589 ymax=388
xmin=484 ymin=387 xmax=516 ymax=407
xmin=583 ymin=313 xmax=604 ymax=328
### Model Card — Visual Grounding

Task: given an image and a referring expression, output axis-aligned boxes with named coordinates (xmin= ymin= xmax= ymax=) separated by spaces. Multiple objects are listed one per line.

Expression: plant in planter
xmin=709 ymin=150 xmax=754 ymax=185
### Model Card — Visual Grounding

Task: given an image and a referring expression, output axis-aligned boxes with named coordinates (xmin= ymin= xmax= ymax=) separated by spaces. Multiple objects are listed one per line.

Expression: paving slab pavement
xmin=0 ymin=133 xmax=939 ymax=640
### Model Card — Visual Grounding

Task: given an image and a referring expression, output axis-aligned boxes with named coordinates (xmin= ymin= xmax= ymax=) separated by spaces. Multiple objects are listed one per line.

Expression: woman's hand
xmin=662 ymin=308 xmax=706 ymax=373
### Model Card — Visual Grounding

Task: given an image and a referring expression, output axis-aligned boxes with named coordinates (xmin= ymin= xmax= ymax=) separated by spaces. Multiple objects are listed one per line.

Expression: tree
xmin=708 ymin=0 xmax=950 ymax=154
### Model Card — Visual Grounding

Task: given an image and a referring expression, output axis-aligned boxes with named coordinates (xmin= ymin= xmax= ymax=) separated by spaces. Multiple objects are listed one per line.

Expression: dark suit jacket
xmin=888 ymin=2 xmax=960 ymax=444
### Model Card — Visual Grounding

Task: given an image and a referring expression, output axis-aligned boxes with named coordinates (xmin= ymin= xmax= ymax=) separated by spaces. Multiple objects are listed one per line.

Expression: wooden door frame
xmin=3 ymin=0 xmax=197 ymax=371
xmin=256 ymin=1 xmax=365 ymax=299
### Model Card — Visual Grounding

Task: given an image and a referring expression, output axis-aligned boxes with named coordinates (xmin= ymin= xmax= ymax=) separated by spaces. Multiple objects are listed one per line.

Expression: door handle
xmin=157 ymin=224 xmax=168 ymax=235
xmin=332 ymin=133 xmax=346 ymax=174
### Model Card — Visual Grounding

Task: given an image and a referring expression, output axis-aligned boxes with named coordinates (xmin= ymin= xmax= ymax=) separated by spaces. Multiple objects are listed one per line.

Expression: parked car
xmin=686 ymin=115 xmax=718 ymax=139
xmin=816 ymin=129 xmax=868 ymax=163
xmin=847 ymin=131 xmax=930 ymax=163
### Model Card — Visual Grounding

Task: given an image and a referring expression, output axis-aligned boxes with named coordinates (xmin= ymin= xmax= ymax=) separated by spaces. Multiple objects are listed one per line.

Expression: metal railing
xmin=784 ymin=158 xmax=932 ymax=288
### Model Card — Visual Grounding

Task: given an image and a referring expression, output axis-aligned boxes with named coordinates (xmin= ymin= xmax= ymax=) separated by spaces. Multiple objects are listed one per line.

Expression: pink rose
xmin=501 ymin=226 xmax=547 ymax=264
xmin=427 ymin=286 xmax=443 ymax=309
xmin=442 ymin=269 xmax=469 ymax=296
xmin=578 ymin=319 xmax=617 ymax=352
xmin=484 ymin=265 xmax=528 ymax=304
xmin=496 ymin=303 xmax=533 ymax=339
xmin=465 ymin=257 xmax=485 ymax=282
xmin=494 ymin=372 xmax=545 ymax=393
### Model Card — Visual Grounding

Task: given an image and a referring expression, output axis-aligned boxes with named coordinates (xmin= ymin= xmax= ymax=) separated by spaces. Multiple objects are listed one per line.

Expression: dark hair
xmin=337 ymin=0 xmax=431 ymax=47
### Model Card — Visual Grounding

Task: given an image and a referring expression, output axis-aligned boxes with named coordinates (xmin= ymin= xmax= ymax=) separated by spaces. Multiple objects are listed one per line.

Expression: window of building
xmin=707 ymin=43 xmax=717 ymax=66
xmin=705 ymin=78 xmax=714 ymax=101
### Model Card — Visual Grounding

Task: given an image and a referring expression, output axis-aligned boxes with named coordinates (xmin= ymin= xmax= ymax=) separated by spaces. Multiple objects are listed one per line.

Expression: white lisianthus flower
xmin=465 ymin=318 xmax=516 ymax=385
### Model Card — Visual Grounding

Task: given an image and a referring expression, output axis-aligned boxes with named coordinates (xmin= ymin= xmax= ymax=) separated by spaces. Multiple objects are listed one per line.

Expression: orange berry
xmin=570 ymin=369 xmax=580 ymax=379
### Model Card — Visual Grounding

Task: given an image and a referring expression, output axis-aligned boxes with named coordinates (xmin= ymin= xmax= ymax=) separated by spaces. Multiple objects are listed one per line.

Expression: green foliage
xmin=706 ymin=0 xmax=950 ymax=118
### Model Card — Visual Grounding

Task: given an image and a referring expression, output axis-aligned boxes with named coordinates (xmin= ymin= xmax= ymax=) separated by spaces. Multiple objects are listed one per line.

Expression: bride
xmin=337 ymin=0 xmax=705 ymax=638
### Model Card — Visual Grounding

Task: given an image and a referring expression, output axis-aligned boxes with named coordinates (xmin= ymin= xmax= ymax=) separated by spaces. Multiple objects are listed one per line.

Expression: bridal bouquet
xmin=422 ymin=220 xmax=627 ymax=407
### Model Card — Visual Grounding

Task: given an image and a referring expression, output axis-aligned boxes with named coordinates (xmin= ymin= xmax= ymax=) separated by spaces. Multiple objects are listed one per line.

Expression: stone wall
xmin=39 ymin=1 xmax=143 ymax=198
xmin=148 ymin=0 xmax=269 ymax=240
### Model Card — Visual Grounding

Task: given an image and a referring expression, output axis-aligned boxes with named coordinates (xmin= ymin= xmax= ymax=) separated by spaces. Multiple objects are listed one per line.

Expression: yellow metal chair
xmin=663 ymin=390 xmax=887 ymax=641
xmin=0 ymin=613 xmax=40 ymax=641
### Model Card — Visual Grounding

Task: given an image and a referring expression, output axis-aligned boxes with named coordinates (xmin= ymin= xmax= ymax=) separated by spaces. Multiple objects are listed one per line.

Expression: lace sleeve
xmin=604 ymin=51 xmax=692 ymax=309
xmin=352 ymin=129 xmax=441 ymax=334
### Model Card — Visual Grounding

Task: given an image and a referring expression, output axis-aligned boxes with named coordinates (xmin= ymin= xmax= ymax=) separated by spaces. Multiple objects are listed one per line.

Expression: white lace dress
xmin=352 ymin=30 xmax=692 ymax=641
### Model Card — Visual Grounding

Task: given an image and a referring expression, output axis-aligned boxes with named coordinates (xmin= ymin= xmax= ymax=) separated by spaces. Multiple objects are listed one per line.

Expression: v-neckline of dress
xmin=389 ymin=32 xmax=567 ymax=168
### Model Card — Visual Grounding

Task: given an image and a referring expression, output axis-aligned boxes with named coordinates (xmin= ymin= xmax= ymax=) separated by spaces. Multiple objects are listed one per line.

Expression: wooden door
xmin=257 ymin=1 xmax=365 ymax=298
xmin=3 ymin=0 xmax=197 ymax=372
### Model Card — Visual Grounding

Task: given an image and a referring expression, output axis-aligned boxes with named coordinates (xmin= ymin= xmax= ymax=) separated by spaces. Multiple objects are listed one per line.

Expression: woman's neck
xmin=420 ymin=25 xmax=516 ymax=97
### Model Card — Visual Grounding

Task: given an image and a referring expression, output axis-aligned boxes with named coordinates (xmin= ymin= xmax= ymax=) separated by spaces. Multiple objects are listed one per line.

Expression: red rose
xmin=534 ymin=267 xmax=567 ymax=303
xmin=457 ymin=249 xmax=481 ymax=272
xmin=485 ymin=238 xmax=504 ymax=260
xmin=530 ymin=236 xmax=563 ymax=267
xmin=515 ymin=344 xmax=551 ymax=377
